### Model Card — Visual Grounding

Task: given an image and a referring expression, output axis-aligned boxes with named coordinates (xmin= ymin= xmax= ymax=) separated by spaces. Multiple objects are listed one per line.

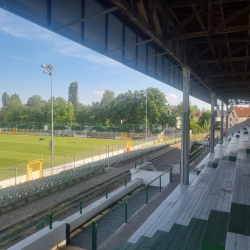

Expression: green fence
xmin=189 ymin=144 xmax=209 ymax=163
xmin=0 ymin=158 xmax=172 ymax=248
xmin=92 ymin=168 xmax=173 ymax=250
xmin=0 ymin=121 xmax=164 ymax=134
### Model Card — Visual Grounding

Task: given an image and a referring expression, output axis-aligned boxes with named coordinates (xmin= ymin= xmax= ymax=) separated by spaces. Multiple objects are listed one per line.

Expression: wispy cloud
xmin=8 ymin=55 xmax=26 ymax=61
xmin=94 ymin=91 xmax=105 ymax=96
xmin=86 ymin=55 xmax=122 ymax=66
xmin=0 ymin=9 xmax=121 ymax=67
xmin=167 ymin=93 xmax=178 ymax=100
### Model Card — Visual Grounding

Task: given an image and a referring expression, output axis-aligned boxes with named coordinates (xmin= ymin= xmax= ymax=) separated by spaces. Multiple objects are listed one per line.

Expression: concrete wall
xmin=8 ymin=222 xmax=66 ymax=250
xmin=130 ymin=169 xmax=170 ymax=187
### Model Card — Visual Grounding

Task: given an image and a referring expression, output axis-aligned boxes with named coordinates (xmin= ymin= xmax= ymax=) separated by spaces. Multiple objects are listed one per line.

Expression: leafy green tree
xmin=99 ymin=90 xmax=117 ymax=123
xmin=68 ymin=81 xmax=79 ymax=119
xmin=2 ymin=92 xmax=9 ymax=107
xmin=198 ymin=110 xmax=211 ymax=130
xmin=25 ymin=95 xmax=47 ymax=122
xmin=1 ymin=98 xmax=22 ymax=121
xmin=192 ymin=104 xmax=200 ymax=113
xmin=47 ymin=97 xmax=74 ymax=122
xmin=146 ymin=87 xmax=168 ymax=125
xmin=190 ymin=119 xmax=204 ymax=133
xmin=174 ymin=100 xmax=194 ymax=117
xmin=166 ymin=113 xmax=177 ymax=128
xmin=10 ymin=93 xmax=21 ymax=101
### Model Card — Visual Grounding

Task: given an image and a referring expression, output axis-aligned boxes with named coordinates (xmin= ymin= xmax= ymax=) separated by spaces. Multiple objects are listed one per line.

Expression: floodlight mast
xmin=41 ymin=64 xmax=54 ymax=172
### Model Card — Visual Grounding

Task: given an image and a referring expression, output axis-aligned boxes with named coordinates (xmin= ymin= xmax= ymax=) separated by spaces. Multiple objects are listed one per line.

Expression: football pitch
xmin=0 ymin=134 xmax=126 ymax=168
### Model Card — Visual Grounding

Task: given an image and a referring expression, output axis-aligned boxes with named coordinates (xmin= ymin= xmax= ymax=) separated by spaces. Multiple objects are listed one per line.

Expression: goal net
xmin=27 ymin=159 xmax=43 ymax=181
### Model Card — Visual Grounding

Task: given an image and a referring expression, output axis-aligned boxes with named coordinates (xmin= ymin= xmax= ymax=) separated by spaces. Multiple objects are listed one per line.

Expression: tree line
xmin=0 ymin=83 xmax=175 ymax=126
xmin=0 ymin=81 xmax=211 ymax=131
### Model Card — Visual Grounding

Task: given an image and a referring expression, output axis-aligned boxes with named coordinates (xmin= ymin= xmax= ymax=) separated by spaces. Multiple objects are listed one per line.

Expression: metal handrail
xmin=0 ymin=158 xmax=144 ymax=245
xmin=189 ymin=144 xmax=209 ymax=163
xmin=92 ymin=167 xmax=173 ymax=250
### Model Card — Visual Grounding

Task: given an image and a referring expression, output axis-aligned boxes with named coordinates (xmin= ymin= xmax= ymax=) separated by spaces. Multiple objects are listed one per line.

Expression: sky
xmin=0 ymin=8 xmax=211 ymax=110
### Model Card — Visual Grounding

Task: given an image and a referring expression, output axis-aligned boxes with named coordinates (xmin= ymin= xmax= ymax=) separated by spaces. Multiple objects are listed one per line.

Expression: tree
xmin=166 ymin=113 xmax=177 ymax=128
xmin=173 ymin=100 xmax=194 ymax=117
xmin=68 ymin=82 xmax=79 ymax=119
xmin=198 ymin=110 xmax=211 ymax=130
xmin=10 ymin=93 xmax=21 ymax=101
xmin=1 ymin=98 xmax=22 ymax=121
xmin=99 ymin=90 xmax=117 ymax=123
xmin=2 ymin=92 xmax=9 ymax=107
xmin=47 ymin=97 xmax=74 ymax=122
xmin=190 ymin=119 xmax=204 ymax=133
xmin=192 ymin=104 xmax=200 ymax=113
xmin=25 ymin=95 xmax=47 ymax=122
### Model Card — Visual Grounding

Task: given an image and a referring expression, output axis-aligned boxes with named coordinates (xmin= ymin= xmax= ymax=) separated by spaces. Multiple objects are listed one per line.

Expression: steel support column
xmin=181 ymin=67 xmax=190 ymax=185
xmin=210 ymin=93 xmax=215 ymax=153
xmin=226 ymin=105 xmax=228 ymax=137
xmin=220 ymin=102 xmax=224 ymax=144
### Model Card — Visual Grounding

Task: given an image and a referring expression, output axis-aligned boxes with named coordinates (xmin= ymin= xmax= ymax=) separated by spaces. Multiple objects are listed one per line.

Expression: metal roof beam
xmin=166 ymin=25 xmax=250 ymax=40
xmin=189 ymin=37 xmax=250 ymax=43
xmin=56 ymin=7 xmax=118 ymax=30
xmin=192 ymin=56 xmax=250 ymax=64
xmin=106 ymin=39 xmax=153 ymax=53
xmin=211 ymin=71 xmax=250 ymax=77
xmin=165 ymin=0 xmax=250 ymax=8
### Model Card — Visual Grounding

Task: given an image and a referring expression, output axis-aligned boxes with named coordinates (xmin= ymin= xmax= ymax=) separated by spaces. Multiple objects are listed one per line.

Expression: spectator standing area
xmin=112 ymin=127 xmax=250 ymax=250
xmin=2 ymin=1 xmax=250 ymax=249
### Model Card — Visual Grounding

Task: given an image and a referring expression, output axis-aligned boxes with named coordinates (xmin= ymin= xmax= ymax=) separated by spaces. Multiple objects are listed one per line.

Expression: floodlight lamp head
xmin=43 ymin=70 xmax=48 ymax=74
xmin=41 ymin=64 xmax=47 ymax=68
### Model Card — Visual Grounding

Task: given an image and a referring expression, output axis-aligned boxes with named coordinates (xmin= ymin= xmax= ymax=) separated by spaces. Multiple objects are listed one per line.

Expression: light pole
xmin=39 ymin=138 xmax=45 ymax=159
xmin=41 ymin=64 xmax=54 ymax=170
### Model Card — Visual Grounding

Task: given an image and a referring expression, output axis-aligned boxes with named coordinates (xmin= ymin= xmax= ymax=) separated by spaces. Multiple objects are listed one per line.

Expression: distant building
xmin=215 ymin=110 xmax=227 ymax=128
xmin=228 ymin=107 xmax=250 ymax=128
xmin=193 ymin=110 xmax=202 ymax=122
xmin=167 ymin=104 xmax=181 ymax=129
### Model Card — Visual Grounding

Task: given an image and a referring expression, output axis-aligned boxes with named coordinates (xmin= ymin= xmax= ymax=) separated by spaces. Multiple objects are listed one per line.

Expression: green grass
xmin=0 ymin=134 xmax=127 ymax=168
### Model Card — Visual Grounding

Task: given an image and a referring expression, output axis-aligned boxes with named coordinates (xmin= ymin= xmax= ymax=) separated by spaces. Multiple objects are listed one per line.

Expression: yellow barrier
xmin=27 ymin=159 xmax=43 ymax=181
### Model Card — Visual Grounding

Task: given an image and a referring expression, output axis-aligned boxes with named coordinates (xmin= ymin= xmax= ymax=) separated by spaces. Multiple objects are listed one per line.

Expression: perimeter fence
xmin=0 ymin=121 xmax=166 ymax=134
xmin=0 ymin=137 xmax=182 ymax=189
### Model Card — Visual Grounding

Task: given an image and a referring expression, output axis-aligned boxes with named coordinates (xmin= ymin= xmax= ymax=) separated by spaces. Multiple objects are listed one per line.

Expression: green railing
xmin=189 ymin=144 xmax=209 ymax=163
xmin=0 ymin=162 xmax=145 ymax=245
xmin=92 ymin=167 xmax=173 ymax=250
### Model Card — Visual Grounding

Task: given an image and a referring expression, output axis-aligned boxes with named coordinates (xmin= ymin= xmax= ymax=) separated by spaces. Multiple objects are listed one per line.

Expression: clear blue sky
xmin=0 ymin=8 xmax=211 ymax=110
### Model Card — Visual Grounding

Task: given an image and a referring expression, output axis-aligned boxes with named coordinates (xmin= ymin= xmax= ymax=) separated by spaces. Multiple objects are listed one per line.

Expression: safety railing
xmin=92 ymin=167 xmax=173 ymax=250
xmin=189 ymin=144 xmax=209 ymax=163
xmin=0 ymin=161 xmax=147 ymax=246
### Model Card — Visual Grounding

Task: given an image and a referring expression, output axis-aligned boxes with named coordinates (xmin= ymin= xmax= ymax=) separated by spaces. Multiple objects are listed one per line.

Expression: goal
xmin=27 ymin=159 xmax=43 ymax=181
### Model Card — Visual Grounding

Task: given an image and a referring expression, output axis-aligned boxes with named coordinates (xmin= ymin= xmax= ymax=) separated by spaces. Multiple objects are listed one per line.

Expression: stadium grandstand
xmin=1 ymin=0 xmax=250 ymax=249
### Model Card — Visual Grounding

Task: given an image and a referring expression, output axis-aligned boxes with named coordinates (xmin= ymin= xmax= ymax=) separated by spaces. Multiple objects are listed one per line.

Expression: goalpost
xmin=27 ymin=159 xmax=43 ymax=181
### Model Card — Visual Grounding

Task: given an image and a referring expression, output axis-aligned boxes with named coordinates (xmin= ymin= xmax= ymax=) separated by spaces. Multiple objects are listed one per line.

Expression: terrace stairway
xmin=113 ymin=127 xmax=250 ymax=250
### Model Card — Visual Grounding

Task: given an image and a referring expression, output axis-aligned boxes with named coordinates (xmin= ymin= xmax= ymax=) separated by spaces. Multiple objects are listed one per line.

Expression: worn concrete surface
xmin=97 ymin=142 xmax=215 ymax=250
